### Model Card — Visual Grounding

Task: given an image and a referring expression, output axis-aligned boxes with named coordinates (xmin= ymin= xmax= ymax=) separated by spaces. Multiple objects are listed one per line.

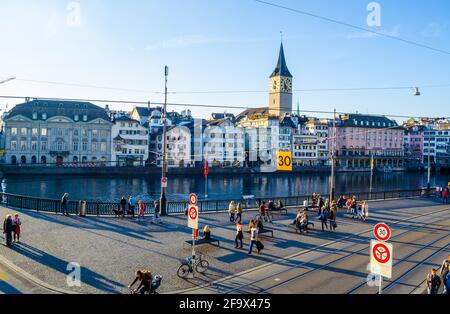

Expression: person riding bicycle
xmin=128 ymin=270 xmax=153 ymax=294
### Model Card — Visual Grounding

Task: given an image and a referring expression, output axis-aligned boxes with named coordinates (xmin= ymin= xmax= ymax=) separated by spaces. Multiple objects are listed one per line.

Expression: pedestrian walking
xmin=228 ymin=201 xmax=236 ymax=222
xmin=444 ymin=265 xmax=450 ymax=294
xmin=426 ymin=268 xmax=442 ymax=294
xmin=303 ymin=198 xmax=308 ymax=210
xmin=2 ymin=214 xmax=13 ymax=247
xmin=362 ymin=201 xmax=369 ymax=221
xmin=128 ymin=196 xmax=136 ymax=217
xmin=248 ymin=225 xmax=260 ymax=255
xmin=329 ymin=202 xmax=337 ymax=231
xmin=120 ymin=196 xmax=127 ymax=217
xmin=235 ymin=202 xmax=243 ymax=223
xmin=319 ymin=207 xmax=329 ymax=231
xmin=61 ymin=192 xmax=69 ymax=215
xmin=153 ymin=200 xmax=161 ymax=224
xmin=235 ymin=222 xmax=244 ymax=249
xmin=137 ymin=200 xmax=145 ymax=221
xmin=440 ymin=255 xmax=450 ymax=292
xmin=442 ymin=188 xmax=449 ymax=204
xmin=12 ymin=213 xmax=22 ymax=243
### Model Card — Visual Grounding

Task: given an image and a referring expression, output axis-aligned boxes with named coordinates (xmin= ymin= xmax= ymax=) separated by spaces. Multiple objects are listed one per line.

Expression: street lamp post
xmin=160 ymin=66 xmax=169 ymax=216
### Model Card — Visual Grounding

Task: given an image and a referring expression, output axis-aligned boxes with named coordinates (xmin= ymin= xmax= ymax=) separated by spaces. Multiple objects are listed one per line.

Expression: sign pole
xmin=379 ymin=276 xmax=383 ymax=294
xmin=192 ymin=229 xmax=196 ymax=263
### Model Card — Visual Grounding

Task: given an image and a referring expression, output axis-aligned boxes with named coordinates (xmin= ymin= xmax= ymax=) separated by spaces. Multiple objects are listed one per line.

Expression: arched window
xmin=11 ymin=155 xmax=17 ymax=165
xmin=41 ymin=156 xmax=47 ymax=164
xmin=31 ymin=156 xmax=37 ymax=164
xmin=82 ymin=156 xmax=87 ymax=163
xmin=21 ymin=156 xmax=26 ymax=164
xmin=73 ymin=156 xmax=78 ymax=162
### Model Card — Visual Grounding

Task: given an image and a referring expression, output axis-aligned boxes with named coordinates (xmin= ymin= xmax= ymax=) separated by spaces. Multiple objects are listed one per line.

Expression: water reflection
xmin=2 ymin=172 xmax=448 ymax=202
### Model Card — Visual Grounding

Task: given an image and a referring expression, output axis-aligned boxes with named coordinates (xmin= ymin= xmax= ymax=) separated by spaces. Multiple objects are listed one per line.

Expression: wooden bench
xmin=245 ymin=228 xmax=274 ymax=237
xmin=185 ymin=238 xmax=220 ymax=247
xmin=288 ymin=221 xmax=315 ymax=233
xmin=270 ymin=207 xmax=288 ymax=215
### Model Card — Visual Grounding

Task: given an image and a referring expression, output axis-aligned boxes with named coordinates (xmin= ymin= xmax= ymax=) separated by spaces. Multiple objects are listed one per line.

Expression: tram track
xmin=213 ymin=206 xmax=450 ymax=294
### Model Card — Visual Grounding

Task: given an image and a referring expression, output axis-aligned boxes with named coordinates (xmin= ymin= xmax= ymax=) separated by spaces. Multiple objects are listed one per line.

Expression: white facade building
xmin=111 ymin=116 xmax=149 ymax=166
xmin=204 ymin=118 xmax=245 ymax=167
xmin=156 ymin=126 xmax=192 ymax=167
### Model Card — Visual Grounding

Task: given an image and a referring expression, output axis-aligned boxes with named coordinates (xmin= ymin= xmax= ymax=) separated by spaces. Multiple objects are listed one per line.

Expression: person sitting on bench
xmin=276 ymin=200 xmax=284 ymax=211
xmin=203 ymin=225 xmax=211 ymax=240
xmin=337 ymin=195 xmax=347 ymax=209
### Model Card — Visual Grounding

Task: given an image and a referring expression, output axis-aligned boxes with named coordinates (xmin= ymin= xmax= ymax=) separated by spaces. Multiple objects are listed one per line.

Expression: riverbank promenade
xmin=0 ymin=197 xmax=449 ymax=294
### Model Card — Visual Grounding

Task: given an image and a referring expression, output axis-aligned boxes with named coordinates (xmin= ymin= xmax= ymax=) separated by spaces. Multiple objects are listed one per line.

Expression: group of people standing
xmin=435 ymin=186 xmax=449 ymax=204
xmin=228 ymin=201 xmax=243 ymax=223
xmin=2 ymin=213 xmax=22 ymax=247
xmin=228 ymin=200 xmax=265 ymax=255
xmin=115 ymin=197 xmax=161 ymax=223
xmin=338 ymin=195 xmax=369 ymax=221
xmin=426 ymin=255 xmax=450 ymax=294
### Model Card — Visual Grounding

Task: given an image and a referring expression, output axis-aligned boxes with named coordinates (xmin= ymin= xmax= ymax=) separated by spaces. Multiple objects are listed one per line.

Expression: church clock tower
xmin=269 ymin=42 xmax=293 ymax=117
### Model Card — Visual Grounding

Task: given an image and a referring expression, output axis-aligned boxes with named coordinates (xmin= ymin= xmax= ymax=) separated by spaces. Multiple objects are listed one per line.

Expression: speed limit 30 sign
xmin=374 ymin=223 xmax=391 ymax=241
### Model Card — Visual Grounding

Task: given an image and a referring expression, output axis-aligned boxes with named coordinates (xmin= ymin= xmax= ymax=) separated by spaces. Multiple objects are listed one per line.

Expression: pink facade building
xmin=331 ymin=114 xmax=405 ymax=169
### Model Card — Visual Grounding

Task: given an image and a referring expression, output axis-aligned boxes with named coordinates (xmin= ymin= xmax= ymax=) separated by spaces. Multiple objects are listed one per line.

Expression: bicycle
xmin=177 ymin=253 xmax=209 ymax=279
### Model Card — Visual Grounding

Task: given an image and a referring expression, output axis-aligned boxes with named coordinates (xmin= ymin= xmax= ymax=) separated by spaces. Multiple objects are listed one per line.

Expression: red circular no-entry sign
xmin=374 ymin=223 xmax=391 ymax=241
xmin=372 ymin=243 xmax=391 ymax=264
xmin=188 ymin=206 xmax=198 ymax=220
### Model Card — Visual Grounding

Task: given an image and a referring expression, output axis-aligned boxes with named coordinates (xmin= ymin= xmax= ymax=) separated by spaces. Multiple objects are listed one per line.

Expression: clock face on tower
xmin=271 ymin=79 xmax=279 ymax=92
xmin=281 ymin=77 xmax=292 ymax=93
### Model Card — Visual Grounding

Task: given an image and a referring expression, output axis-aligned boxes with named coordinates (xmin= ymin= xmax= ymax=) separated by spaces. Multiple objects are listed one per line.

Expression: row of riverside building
xmin=0 ymin=43 xmax=449 ymax=170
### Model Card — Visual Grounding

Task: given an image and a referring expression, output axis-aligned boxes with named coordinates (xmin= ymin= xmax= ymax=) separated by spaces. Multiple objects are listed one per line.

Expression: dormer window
xmin=32 ymin=112 xmax=38 ymax=120
xmin=42 ymin=113 xmax=47 ymax=120
xmin=83 ymin=115 xmax=88 ymax=122
xmin=74 ymin=115 xmax=79 ymax=121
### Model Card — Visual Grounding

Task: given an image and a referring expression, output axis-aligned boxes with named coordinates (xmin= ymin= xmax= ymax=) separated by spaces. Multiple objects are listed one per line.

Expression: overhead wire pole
xmin=160 ymin=66 xmax=169 ymax=216
xmin=329 ymin=108 xmax=336 ymax=202
xmin=427 ymin=130 xmax=431 ymax=194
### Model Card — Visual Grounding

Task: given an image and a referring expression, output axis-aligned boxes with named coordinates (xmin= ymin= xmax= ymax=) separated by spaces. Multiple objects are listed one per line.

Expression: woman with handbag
xmin=235 ymin=222 xmax=244 ymax=249
xmin=329 ymin=207 xmax=337 ymax=232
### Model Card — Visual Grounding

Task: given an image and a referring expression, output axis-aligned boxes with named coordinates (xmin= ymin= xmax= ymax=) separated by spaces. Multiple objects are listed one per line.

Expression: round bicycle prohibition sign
xmin=189 ymin=193 xmax=198 ymax=205
xmin=188 ymin=206 xmax=198 ymax=220
xmin=374 ymin=223 xmax=391 ymax=241
xmin=372 ymin=243 xmax=391 ymax=264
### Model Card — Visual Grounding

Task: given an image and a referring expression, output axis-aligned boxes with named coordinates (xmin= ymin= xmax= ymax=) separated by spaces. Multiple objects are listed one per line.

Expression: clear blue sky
xmin=1 ymin=0 xmax=449 ymax=121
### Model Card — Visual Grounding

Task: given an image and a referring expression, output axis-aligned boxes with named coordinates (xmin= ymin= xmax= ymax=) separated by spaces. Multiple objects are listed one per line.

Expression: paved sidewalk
xmin=0 ymin=197 xmax=447 ymax=294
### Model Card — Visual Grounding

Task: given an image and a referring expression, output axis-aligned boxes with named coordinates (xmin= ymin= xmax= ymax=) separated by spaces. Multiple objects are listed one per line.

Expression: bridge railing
xmin=0 ymin=188 xmax=431 ymax=217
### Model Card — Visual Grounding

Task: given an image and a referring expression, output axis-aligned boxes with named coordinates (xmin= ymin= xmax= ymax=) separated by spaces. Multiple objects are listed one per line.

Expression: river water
xmin=2 ymin=172 xmax=449 ymax=202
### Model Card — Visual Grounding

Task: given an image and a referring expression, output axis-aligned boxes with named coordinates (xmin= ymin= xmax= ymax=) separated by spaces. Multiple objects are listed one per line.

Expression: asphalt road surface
xmin=181 ymin=203 xmax=450 ymax=294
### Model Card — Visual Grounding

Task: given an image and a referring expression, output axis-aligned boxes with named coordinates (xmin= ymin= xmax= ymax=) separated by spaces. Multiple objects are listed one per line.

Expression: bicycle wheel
xmin=177 ymin=264 xmax=191 ymax=278
xmin=195 ymin=260 xmax=209 ymax=274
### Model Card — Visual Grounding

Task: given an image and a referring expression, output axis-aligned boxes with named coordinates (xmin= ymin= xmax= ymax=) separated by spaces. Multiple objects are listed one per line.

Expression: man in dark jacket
xmin=3 ymin=215 xmax=13 ymax=247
